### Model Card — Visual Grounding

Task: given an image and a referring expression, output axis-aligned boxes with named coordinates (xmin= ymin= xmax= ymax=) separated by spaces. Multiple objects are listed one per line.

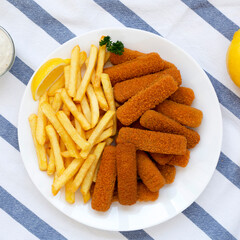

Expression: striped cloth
xmin=0 ymin=0 xmax=240 ymax=239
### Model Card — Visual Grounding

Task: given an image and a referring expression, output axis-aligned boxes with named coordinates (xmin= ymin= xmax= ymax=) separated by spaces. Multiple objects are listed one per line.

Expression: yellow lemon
xmin=226 ymin=29 xmax=240 ymax=87
xmin=31 ymin=58 xmax=70 ymax=100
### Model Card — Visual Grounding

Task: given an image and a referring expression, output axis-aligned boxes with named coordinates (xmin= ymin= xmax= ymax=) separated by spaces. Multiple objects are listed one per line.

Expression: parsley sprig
xmin=99 ymin=36 xmax=124 ymax=55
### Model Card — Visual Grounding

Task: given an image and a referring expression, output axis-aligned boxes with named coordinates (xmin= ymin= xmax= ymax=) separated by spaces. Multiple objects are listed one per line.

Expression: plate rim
xmin=18 ymin=27 xmax=223 ymax=231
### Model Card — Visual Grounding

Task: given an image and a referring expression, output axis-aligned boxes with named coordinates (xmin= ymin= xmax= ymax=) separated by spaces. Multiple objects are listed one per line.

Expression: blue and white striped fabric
xmin=1 ymin=0 xmax=240 ymax=239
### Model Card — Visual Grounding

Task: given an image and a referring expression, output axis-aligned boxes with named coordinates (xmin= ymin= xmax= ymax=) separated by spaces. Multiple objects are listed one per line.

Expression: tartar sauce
xmin=0 ymin=27 xmax=14 ymax=76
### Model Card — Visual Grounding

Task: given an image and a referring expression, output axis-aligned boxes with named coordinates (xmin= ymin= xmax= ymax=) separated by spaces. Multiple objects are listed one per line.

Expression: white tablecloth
xmin=0 ymin=0 xmax=240 ymax=239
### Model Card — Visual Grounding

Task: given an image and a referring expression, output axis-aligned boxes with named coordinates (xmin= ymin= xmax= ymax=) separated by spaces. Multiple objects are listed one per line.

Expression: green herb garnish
xmin=99 ymin=36 xmax=124 ymax=55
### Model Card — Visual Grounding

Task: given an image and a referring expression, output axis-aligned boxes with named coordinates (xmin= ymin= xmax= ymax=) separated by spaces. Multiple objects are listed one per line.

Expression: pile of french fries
xmin=28 ymin=37 xmax=116 ymax=204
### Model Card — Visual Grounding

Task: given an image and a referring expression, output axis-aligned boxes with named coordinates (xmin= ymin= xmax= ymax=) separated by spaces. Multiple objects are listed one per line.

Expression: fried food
xmin=110 ymin=48 xmax=144 ymax=65
xmin=116 ymin=143 xmax=137 ymax=205
xmin=150 ymin=153 xmax=172 ymax=165
xmin=137 ymin=151 xmax=165 ymax=192
xmin=156 ymin=100 xmax=203 ymax=128
xmin=140 ymin=110 xmax=200 ymax=149
xmin=117 ymin=76 xmax=178 ymax=126
xmin=157 ymin=164 xmax=176 ymax=184
xmin=137 ymin=182 xmax=159 ymax=201
xmin=114 ymin=69 xmax=181 ymax=103
xmin=168 ymin=150 xmax=190 ymax=167
xmin=117 ymin=127 xmax=187 ymax=155
xmin=91 ymin=146 xmax=117 ymax=211
xmin=169 ymin=87 xmax=195 ymax=106
xmin=104 ymin=53 xmax=165 ymax=85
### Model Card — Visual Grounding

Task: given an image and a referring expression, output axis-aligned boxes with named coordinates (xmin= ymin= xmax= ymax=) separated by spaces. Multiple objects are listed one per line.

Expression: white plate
xmin=18 ymin=28 xmax=222 ymax=231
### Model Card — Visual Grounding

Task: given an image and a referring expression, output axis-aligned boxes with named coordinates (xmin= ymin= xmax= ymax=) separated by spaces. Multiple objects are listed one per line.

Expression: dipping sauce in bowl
xmin=0 ymin=26 xmax=15 ymax=76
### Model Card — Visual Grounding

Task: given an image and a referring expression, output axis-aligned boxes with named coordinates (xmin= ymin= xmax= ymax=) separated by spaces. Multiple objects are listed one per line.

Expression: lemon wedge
xmin=226 ymin=29 xmax=240 ymax=87
xmin=31 ymin=58 xmax=70 ymax=100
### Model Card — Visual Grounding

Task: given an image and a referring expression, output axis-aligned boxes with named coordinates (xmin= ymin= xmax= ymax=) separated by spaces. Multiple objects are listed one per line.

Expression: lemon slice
xmin=31 ymin=58 xmax=70 ymax=100
xmin=226 ymin=29 xmax=240 ymax=87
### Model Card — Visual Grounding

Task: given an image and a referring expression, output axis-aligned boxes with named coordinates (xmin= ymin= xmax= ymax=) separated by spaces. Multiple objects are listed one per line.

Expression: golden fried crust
xmin=156 ymin=100 xmax=203 ymax=128
xmin=140 ymin=110 xmax=200 ymax=149
xmin=104 ymin=53 xmax=165 ymax=85
xmin=137 ymin=151 xmax=165 ymax=192
xmin=169 ymin=87 xmax=195 ymax=106
xmin=117 ymin=76 xmax=178 ymax=126
xmin=137 ymin=182 xmax=159 ymax=201
xmin=110 ymin=48 xmax=144 ymax=65
xmin=91 ymin=146 xmax=116 ymax=212
xmin=116 ymin=143 xmax=137 ymax=205
xmin=168 ymin=150 xmax=190 ymax=167
xmin=157 ymin=164 xmax=176 ymax=184
xmin=117 ymin=127 xmax=187 ymax=155
xmin=150 ymin=153 xmax=173 ymax=165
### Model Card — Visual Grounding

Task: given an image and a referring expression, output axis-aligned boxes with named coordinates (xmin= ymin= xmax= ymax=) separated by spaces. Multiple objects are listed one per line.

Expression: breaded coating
xmin=137 ymin=151 xmax=165 ymax=192
xmin=168 ymin=150 xmax=190 ymax=167
xmin=140 ymin=110 xmax=200 ymax=149
xmin=163 ymin=61 xmax=176 ymax=69
xmin=150 ymin=153 xmax=172 ymax=165
xmin=104 ymin=53 xmax=165 ymax=85
xmin=91 ymin=146 xmax=116 ymax=211
xmin=157 ymin=164 xmax=176 ymax=184
xmin=116 ymin=143 xmax=137 ymax=205
xmin=117 ymin=127 xmax=187 ymax=155
xmin=169 ymin=87 xmax=195 ymax=106
xmin=156 ymin=100 xmax=203 ymax=128
xmin=110 ymin=48 xmax=144 ymax=65
xmin=137 ymin=182 xmax=159 ymax=201
xmin=117 ymin=76 xmax=178 ymax=126
xmin=114 ymin=70 xmax=181 ymax=103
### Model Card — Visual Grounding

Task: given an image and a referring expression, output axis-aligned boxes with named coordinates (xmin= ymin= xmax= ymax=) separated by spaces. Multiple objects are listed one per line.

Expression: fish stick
xmin=157 ymin=164 xmax=176 ymax=184
xmin=117 ymin=76 xmax=178 ymax=126
xmin=137 ymin=151 xmax=165 ymax=192
xmin=110 ymin=48 xmax=144 ymax=65
xmin=156 ymin=100 xmax=203 ymax=128
xmin=169 ymin=87 xmax=195 ymax=106
xmin=116 ymin=143 xmax=137 ymax=205
xmin=150 ymin=153 xmax=172 ymax=165
xmin=137 ymin=182 xmax=159 ymax=201
xmin=168 ymin=150 xmax=190 ymax=167
xmin=114 ymin=70 xmax=181 ymax=103
xmin=140 ymin=110 xmax=200 ymax=149
xmin=91 ymin=146 xmax=116 ymax=211
xmin=104 ymin=53 xmax=165 ymax=85
xmin=117 ymin=127 xmax=187 ymax=155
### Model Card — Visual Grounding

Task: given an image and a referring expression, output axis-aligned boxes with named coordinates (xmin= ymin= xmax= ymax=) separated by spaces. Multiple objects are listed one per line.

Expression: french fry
xmin=76 ymin=70 xmax=81 ymax=90
xmin=46 ymin=124 xmax=65 ymax=176
xmin=61 ymin=89 xmax=91 ymax=130
xmin=48 ymin=74 xmax=65 ymax=96
xmin=36 ymin=92 xmax=48 ymax=145
xmin=74 ymin=118 xmax=85 ymax=140
xmin=64 ymin=65 xmax=70 ymax=91
xmin=61 ymin=151 xmax=71 ymax=158
xmin=95 ymin=127 xmax=113 ymax=144
xmin=56 ymin=111 xmax=90 ymax=151
xmin=41 ymin=102 xmax=79 ymax=158
xmin=79 ymin=51 xmax=87 ymax=67
xmin=115 ymin=101 xmax=121 ymax=108
xmin=28 ymin=114 xmax=48 ymax=171
xmin=65 ymin=157 xmax=75 ymax=204
xmin=83 ymin=191 xmax=91 ymax=203
xmin=104 ymin=51 xmax=110 ymax=64
xmin=70 ymin=154 xmax=96 ymax=192
xmin=105 ymin=137 xmax=113 ymax=146
xmin=92 ymin=160 xmax=100 ymax=183
xmin=49 ymin=96 xmax=54 ymax=105
xmin=51 ymin=92 xmax=62 ymax=112
xmin=81 ymin=142 xmax=106 ymax=195
xmin=81 ymin=95 xmax=92 ymax=124
xmin=93 ymin=40 xmax=106 ymax=88
xmin=68 ymin=45 xmax=80 ymax=97
xmin=47 ymin=148 xmax=55 ymax=175
xmin=75 ymin=44 xmax=98 ymax=102
xmin=53 ymin=173 xmax=59 ymax=195
xmin=80 ymin=110 xmax=115 ymax=159
xmin=101 ymin=73 xmax=117 ymax=135
xmin=59 ymin=138 xmax=66 ymax=152
xmin=52 ymin=157 xmax=84 ymax=195
xmin=62 ymin=104 xmax=71 ymax=118
xmin=86 ymin=84 xmax=99 ymax=128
